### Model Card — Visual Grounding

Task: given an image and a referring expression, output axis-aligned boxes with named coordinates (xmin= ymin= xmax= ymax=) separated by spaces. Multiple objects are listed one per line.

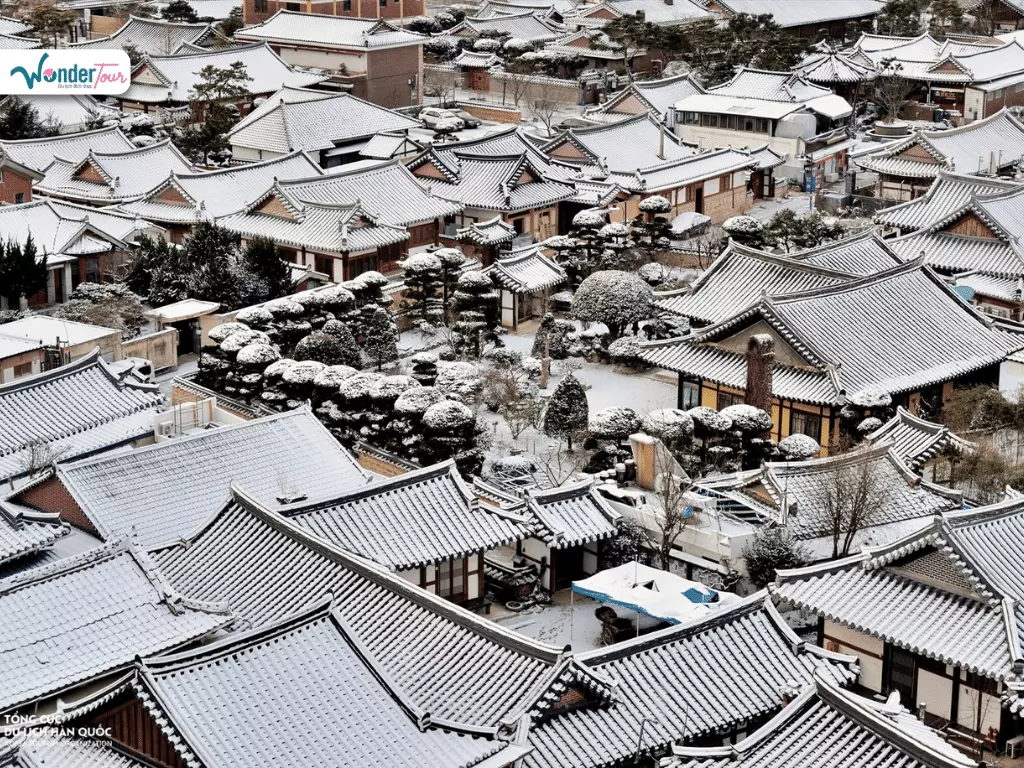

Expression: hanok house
xmin=0 ymin=199 xmax=164 ymax=309
xmin=664 ymin=672 xmax=981 ymax=768
xmin=34 ymin=140 xmax=192 ymax=207
xmin=0 ymin=125 xmax=136 ymax=205
xmin=653 ymin=229 xmax=901 ymax=328
xmin=640 ymin=260 xmax=1024 ymax=452
xmin=854 ymin=109 xmax=1024 ymax=201
xmin=234 ymin=11 xmax=426 ymax=109
xmin=453 ymin=215 xmax=516 ymax=264
xmin=0 ymin=496 xmax=69 ymax=581
xmin=216 ymin=181 xmax=410 ymax=281
xmin=409 ymin=133 xmax=576 ymax=243
xmin=259 ymin=159 xmax=464 ymax=264
xmin=564 ymin=0 xmax=712 ymax=30
xmin=276 ymin=460 xmax=528 ymax=606
xmin=584 ymin=72 xmax=705 ymax=124
xmin=483 ymin=242 xmax=567 ymax=329
xmin=117 ymin=42 xmax=327 ymax=116
xmin=541 ymin=29 xmax=652 ymax=75
xmin=707 ymin=0 xmax=883 ymax=39
xmin=773 ymin=498 xmax=1024 ymax=752
xmin=865 ymin=406 xmax=976 ymax=486
xmin=2 ymin=94 xmax=120 ymax=135
xmin=0 ymin=333 xmax=44 ymax=384
xmin=793 ymin=47 xmax=877 ymax=104
xmin=442 ymin=11 xmax=562 ymax=45
xmin=70 ymin=601 xmax=531 ymax=768
xmin=849 ymin=34 xmax=1024 ymax=122
xmin=118 ymin=150 xmax=323 ymax=244
xmin=884 ymin=183 xmax=1024 ymax=320
xmin=0 ymin=350 xmax=163 ymax=490
xmin=695 ymin=443 xmax=963 ymax=560
xmin=226 ymin=86 xmax=420 ymax=165
xmin=39 ymin=408 xmax=372 ymax=547
xmin=0 ymin=541 xmax=232 ymax=720
xmin=674 ymin=68 xmax=855 ymax=189
xmin=67 ymin=15 xmax=216 ymax=56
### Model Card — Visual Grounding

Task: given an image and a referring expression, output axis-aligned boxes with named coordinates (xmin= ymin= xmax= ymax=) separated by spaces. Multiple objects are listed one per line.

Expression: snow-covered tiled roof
xmin=360 ymin=131 xmax=423 ymax=160
xmin=484 ymin=243 xmax=566 ymax=293
xmin=278 ymin=460 xmax=529 ymax=569
xmin=454 ymin=11 xmax=562 ymax=41
xmin=0 ymin=15 xmax=30 ymax=37
xmin=0 ymin=125 xmax=135 ymax=173
xmin=0 ymin=33 xmax=40 ymax=49
xmin=587 ymin=73 xmax=705 ymax=120
xmin=0 ymin=541 xmax=231 ymax=713
xmin=137 ymin=600 xmax=525 ymax=768
xmin=664 ymin=673 xmax=978 ymax=768
xmin=57 ymin=409 xmax=372 ymax=549
xmin=524 ymin=593 xmax=858 ymax=768
xmin=0 ymin=732 xmax=152 ymax=767
xmin=235 ymin=9 xmax=424 ymax=49
xmin=122 ymin=43 xmax=327 ymax=104
xmin=70 ymin=15 xmax=215 ymax=55
xmin=524 ymin=480 xmax=619 ymax=548
xmin=455 ymin=215 xmax=516 ymax=245
xmin=708 ymin=67 xmax=834 ymax=102
xmin=607 ymin=147 xmax=757 ymax=194
xmin=6 ymin=94 xmax=119 ymax=131
xmin=281 ymin=159 xmax=463 ymax=227
xmin=543 ymin=113 xmax=697 ymax=172
xmin=656 ymin=231 xmax=901 ymax=324
xmin=37 ymin=140 xmax=192 ymax=203
xmin=120 ymin=150 xmax=322 ymax=224
xmin=0 ymin=350 xmax=163 ymax=484
xmin=866 ymin=406 xmax=975 ymax=470
xmin=714 ymin=0 xmax=883 ymax=27
xmin=856 ymin=109 xmax=1024 ymax=179
xmin=454 ymin=49 xmax=501 ymax=67
xmin=875 ymin=170 xmax=1021 ymax=232
xmin=566 ymin=0 xmax=712 ymax=26
xmin=644 ymin=259 xmax=1024 ymax=404
xmin=227 ymin=88 xmax=419 ymax=154
xmin=149 ymin=492 xmax=566 ymax=723
xmin=795 ymin=48 xmax=877 ymax=83
xmin=774 ymin=497 xmax=1024 ymax=681
xmin=0 ymin=500 xmax=67 ymax=568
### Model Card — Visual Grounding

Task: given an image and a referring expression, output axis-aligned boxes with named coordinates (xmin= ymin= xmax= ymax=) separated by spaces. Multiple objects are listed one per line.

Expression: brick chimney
xmin=745 ymin=334 xmax=775 ymax=414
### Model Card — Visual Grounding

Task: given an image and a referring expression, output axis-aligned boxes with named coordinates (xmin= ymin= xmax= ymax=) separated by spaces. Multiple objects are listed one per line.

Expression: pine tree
xmin=242 ymin=236 xmax=291 ymax=301
xmin=0 ymin=100 xmax=57 ymax=141
xmin=0 ymin=236 xmax=47 ymax=306
xmin=363 ymin=306 xmax=399 ymax=371
xmin=434 ymin=247 xmax=466 ymax=318
xmin=162 ymin=0 xmax=199 ymax=21
xmin=543 ymin=373 xmax=589 ymax=450
xmin=453 ymin=270 xmax=499 ymax=357
xmin=400 ymin=254 xmax=443 ymax=324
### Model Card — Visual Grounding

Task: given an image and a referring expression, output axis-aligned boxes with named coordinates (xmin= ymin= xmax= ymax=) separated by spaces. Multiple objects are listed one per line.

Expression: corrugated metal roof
xmin=279 ymin=460 xmax=529 ymax=569
xmin=0 ymin=542 xmax=231 ymax=713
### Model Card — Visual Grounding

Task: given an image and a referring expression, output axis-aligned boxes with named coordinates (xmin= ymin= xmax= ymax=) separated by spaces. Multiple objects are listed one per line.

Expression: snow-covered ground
xmin=491 ymin=591 xmax=606 ymax=651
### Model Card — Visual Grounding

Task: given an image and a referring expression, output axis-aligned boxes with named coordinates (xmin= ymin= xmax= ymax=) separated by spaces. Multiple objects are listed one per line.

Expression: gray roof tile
xmin=0 ymin=732 xmax=152 ymax=767
xmin=526 ymin=480 xmax=620 ymax=548
xmin=0 ymin=500 xmax=67 ymax=568
xmin=69 ymin=15 xmax=214 ymax=55
xmin=235 ymin=10 xmax=423 ymax=49
xmin=0 ymin=126 xmax=135 ymax=173
xmin=866 ymin=406 xmax=975 ymax=469
xmin=484 ymin=243 xmax=566 ymax=293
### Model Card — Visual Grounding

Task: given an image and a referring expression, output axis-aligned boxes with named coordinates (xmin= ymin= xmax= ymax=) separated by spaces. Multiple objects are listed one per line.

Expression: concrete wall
xmin=366 ymin=45 xmax=422 ymax=107
xmin=824 ymin=620 xmax=884 ymax=692
xmin=0 ymin=348 xmax=43 ymax=383
xmin=121 ymin=329 xmax=178 ymax=372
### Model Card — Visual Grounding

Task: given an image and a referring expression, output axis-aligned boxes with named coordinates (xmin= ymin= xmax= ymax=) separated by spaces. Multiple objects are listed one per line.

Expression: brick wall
xmin=458 ymin=102 xmax=521 ymax=123
xmin=0 ymin=169 xmax=33 ymax=204
xmin=17 ymin=477 xmax=96 ymax=534
xmin=243 ymin=0 xmax=424 ymax=25
xmin=366 ymin=46 xmax=422 ymax=107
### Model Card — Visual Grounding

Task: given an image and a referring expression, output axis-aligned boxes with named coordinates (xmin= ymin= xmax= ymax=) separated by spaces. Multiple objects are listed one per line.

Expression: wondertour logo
xmin=0 ymin=50 xmax=130 ymax=95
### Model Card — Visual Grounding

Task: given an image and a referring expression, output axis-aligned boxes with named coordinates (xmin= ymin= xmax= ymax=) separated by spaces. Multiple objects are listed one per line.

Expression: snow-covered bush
xmin=372 ymin=375 xmax=420 ymax=404
xmin=607 ymin=335 xmax=647 ymax=369
xmin=857 ymin=416 xmax=883 ymax=434
xmin=235 ymin=306 xmax=274 ymax=329
xmin=571 ymin=270 xmax=653 ymax=340
xmin=235 ymin=342 xmax=279 ymax=367
xmin=503 ymin=37 xmax=533 ymax=54
xmin=410 ymin=351 xmax=439 ymax=386
xmin=589 ymin=407 xmax=642 ymax=442
xmin=220 ymin=329 xmax=271 ymax=354
xmin=741 ymin=526 xmax=809 ymax=588
xmin=208 ymin=321 xmax=250 ymax=343
xmin=687 ymin=406 xmax=733 ymax=436
xmin=394 ymin=386 xmax=446 ymax=416
xmin=850 ymin=388 xmax=892 ymax=409
xmin=777 ymin=433 xmax=821 ymax=460
xmin=294 ymin=332 xmax=359 ymax=367
xmin=722 ymin=215 xmax=764 ymax=248
xmin=474 ymin=38 xmax=501 ymax=51
xmin=643 ymin=408 xmax=694 ymax=445
xmin=719 ymin=404 xmax=773 ymax=435
xmin=572 ymin=209 xmax=607 ymax=228
xmin=436 ymin=361 xmax=483 ymax=401
xmin=638 ymin=195 xmax=671 ymax=214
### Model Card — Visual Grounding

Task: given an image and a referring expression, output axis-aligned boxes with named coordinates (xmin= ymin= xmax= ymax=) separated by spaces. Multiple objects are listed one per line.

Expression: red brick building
xmin=243 ymin=0 xmax=425 ymax=27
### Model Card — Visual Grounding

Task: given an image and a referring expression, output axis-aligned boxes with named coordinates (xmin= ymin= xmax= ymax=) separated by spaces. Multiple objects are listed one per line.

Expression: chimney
xmin=745 ymin=333 xmax=775 ymax=415
xmin=658 ymin=122 xmax=666 ymax=161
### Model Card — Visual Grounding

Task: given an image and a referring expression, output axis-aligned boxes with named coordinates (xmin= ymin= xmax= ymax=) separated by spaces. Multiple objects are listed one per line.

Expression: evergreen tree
xmin=543 ymin=373 xmax=589 ymax=450
xmin=220 ymin=7 xmax=244 ymax=37
xmin=741 ymin=527 xmax=809 ymax=589
xmin=162 ymin=0 xmax=199 ymax=21
xmin=434 ymin=247 xmax=466 ymax=318
xmin=0 ymin=236 xmax=47 ymax=306
xmin=363 ymin=306 xmax=399 ymax=370
xmin=399 ymin=253 xmax=443 ymax=324
xmin=242 ymin=236 xmax=291 ymax=301
xmin=0 ymin=100 xmax=58 ymax=141
xmin=453 ymin=270 xmax=499 ymax=357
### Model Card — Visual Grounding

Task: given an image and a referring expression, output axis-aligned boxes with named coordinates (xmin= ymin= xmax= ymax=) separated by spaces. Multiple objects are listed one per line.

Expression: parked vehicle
xmin=420 ymin=107 xmax=465 ymax=130
xmin=453 ymin=109 xmax=482 ymax=128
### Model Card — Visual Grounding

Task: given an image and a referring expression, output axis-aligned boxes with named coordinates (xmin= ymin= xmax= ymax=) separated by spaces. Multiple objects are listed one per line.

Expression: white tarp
xmin=573 ymin=562 xmax=737 ymax=624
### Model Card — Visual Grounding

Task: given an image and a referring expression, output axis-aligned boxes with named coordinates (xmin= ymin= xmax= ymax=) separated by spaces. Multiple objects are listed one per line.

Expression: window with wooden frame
xmin=12 ymin=361 xmax=33 ymax=379
xmin=790 ymin=409 xmax=821 ymax=440
xmin=254 ymin=0 xmax=267 ymax=10
xmin=679 ymin=379 xmax=700 ymax=409
xmin=716 ymin=391 xmax=739 ymax=410
xmin=314 ymin=253 xmax=333 ymax=278
xmin=436 ymin=558 xmax=467 ymax=602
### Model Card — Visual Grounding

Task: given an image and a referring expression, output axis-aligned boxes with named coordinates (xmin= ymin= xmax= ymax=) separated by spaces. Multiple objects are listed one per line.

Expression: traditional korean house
xmin=68 ymin=15 xmax=216 ymax=55
xmin=118 ymin=150 xmax=323 ymax=243
xmin=0 ymin=350 xmax=163 ymax=489
xmin=409 ymin=128 xmax=575 ymax=243
xmin=866 ymin=406 xmax=976 ymax=484
xmin=674 ymin=68 xmax=855 ymax=188
xmin=0 ymin=732 xmax=154 ymax=766
xmin=0 ymin=541 xmax=232 ymax=719
xmin=542 ymin=30 xmax=651 ymax=74
xmin=276 ymin=460 xmax=528 ymax=605
xmin=709 ymin=0 xmax=883 ymax=39
xmin=641 ymin=260 xmax=1024 ymax=451
xmin=454 ymin=215 xmax=516 ymax=264
xmin=585 ymin=73 xmax=705 ymax=123
xmin=234 ymin=11 xmax=425 ymax=108
xmin=793 ymin=47 xmax=877 ymax=103
xmin=226 ymin=87 xmax=420 ymax=165
xmin=774 ymin=498 xmax=1024 ymax=751
xmin=118 ymin=42 xmax=327 ymax=116
xmin=696 ymin=444 xmax=964 ymax=559
xmin=565 ymin=0 xmax=712 ymax=29
xmin=216 ymin=181 xmax=410 ymax=281
xmin=38 ymin=409 xmax=371 ymax=547
xmin=483 ymin=243 xmax=567 ymax=329
xmin=34 ymin=140 xmax=192 ymax=207
xmin=0 ymin=199 xmax=164 ymax=307
xmin=654 ymin=230 xmax=901 ymax=327
xmin=273 ymin=159 xmax=464 ymax=260
xmin=242 ymin=0 xmax=427 ymax=27
xmin=0 ymin=498 xmax=69 ymax=575
xmin=665 ymin=672 xmax=980 ymax=768
xmin=443 ymin=11 xmax=562 ymax=44
xmin=854 ymin=109 xmax=1024 ymax=200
